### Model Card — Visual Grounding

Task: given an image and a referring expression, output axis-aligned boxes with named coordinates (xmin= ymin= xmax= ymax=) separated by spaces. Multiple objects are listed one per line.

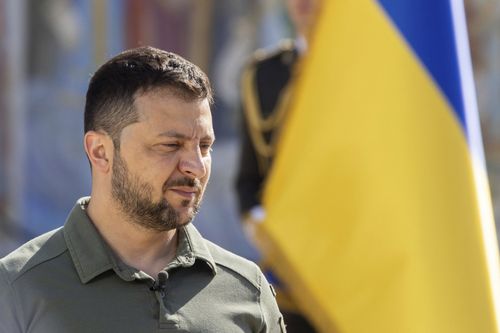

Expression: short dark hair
xmin=84 ymin=46 xmax=213 ymax=148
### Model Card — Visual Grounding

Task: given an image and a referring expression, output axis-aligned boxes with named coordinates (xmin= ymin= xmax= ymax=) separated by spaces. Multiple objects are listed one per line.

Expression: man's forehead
xmin=134 ymin=90 xmax=210 ymax=117
xmin=131 ymin=99 xmax=213 ymax=138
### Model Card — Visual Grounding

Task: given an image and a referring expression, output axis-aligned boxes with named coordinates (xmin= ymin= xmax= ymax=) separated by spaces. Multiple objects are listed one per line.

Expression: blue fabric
xmin=377 ymin=0 xmax=466 ymax=129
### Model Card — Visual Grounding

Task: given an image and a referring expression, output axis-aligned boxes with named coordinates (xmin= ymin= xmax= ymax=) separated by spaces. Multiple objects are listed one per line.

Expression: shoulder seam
xmin=213 ymin=259 xmax=261 ymax=291
xmin=0 ymin=260 xmax=23 ymax=329
xmin=204 ymin=240 xmax=262 ymax=291
xmin=13 ymin=248 xmax=68 ymax=284
xmin=3 ymin=228 xmax=68 ymax=284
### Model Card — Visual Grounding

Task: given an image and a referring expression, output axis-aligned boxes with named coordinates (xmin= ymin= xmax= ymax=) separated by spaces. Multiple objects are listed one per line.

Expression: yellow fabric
xmin=259 ymin=1 xmax=500 ymax=332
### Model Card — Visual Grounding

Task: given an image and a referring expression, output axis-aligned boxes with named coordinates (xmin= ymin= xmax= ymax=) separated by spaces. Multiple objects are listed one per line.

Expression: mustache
xmin=163 ymin=177 xmax=202 ymax=192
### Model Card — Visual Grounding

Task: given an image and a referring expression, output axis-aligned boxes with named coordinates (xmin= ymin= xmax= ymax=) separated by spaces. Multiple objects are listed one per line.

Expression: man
xmin=236 ymin=0 xmax=321 ymax=332
xmin=0 ymin=46 xmax=285 ymax=332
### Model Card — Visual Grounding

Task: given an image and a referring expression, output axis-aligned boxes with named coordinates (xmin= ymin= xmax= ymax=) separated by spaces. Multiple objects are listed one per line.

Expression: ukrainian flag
xmin=259 ymin=1 xmax=500 ymax=332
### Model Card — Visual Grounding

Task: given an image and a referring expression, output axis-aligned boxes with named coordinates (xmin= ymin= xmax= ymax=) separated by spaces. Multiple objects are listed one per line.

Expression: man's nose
xmin=178 ymin=148 xmax=207 ymax=179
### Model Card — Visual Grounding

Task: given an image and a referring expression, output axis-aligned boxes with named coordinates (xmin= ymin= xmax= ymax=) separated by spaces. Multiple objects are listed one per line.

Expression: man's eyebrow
xmin=157 ymin=131 xmax=215 ymax=142
xmin=157 ymin=130 xmax=187 ymax=139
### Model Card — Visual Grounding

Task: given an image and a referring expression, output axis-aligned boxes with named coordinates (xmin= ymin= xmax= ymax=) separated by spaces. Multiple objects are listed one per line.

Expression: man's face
xmin=111 ymin=89 xmax=214 ymax=231
xmin=286 ymin=0 xmax=320 ymax=36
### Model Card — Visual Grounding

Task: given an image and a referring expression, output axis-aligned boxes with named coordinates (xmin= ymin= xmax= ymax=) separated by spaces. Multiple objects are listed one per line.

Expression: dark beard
xmin=111 ymin=150 xmax=201 ymax=231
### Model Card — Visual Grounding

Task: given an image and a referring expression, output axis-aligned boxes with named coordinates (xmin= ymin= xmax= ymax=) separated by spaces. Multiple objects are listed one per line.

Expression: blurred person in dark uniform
xmin=236 ymin=0 xmax=321 ymax=332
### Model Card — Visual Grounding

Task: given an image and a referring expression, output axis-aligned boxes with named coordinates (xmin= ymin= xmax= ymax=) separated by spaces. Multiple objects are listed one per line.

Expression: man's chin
xmin=174 ymin=219 xmax=192 ymax=230
xmin=173 ymin=207 xmax=196 ymax=227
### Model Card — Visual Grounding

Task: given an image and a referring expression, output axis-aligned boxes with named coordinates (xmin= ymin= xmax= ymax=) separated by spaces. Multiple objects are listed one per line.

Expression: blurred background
xmin=0 ymin=0 xmax=499 ymax=258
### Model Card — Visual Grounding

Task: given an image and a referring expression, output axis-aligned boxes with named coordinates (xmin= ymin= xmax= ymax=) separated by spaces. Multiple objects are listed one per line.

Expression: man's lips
xmin=168 ymin=187 xmax=199 ymax=199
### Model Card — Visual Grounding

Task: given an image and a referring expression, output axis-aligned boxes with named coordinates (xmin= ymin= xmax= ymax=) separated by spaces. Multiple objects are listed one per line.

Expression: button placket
xmin=151 ymin=270 xmax=179 ymax=329
xmin=153 ymin=255 xmax=196 ymax=330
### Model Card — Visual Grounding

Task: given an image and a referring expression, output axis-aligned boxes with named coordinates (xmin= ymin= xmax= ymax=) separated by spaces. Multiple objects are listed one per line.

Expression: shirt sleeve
xmin=258 ymin=270 xmax=286 ymax=333
xmin=0 ymin=263 xmax=22 ymax=333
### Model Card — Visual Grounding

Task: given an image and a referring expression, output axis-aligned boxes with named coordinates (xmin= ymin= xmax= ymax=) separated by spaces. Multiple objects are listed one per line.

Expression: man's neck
xmin=86 ymin=195 xmax=179 ymax=278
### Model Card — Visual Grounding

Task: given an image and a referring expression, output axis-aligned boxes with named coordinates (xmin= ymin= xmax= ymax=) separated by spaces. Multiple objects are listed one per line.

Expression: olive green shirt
xmin=0 ymin=198 xmax=285 ymax=332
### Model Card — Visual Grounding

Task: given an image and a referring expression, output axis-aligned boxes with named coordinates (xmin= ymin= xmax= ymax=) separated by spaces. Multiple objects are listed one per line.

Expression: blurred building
xmin=0 ymin=0 xmax=499 ymax=258
xmin=0 ymin=0 xmax=292 ymax=258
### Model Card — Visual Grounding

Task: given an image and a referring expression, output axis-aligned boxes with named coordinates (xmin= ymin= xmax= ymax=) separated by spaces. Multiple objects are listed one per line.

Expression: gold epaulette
xmin=250 ymin=39 xmax=295 ymax=63
xmin=241 ymin=41 xmax=295 ymax=175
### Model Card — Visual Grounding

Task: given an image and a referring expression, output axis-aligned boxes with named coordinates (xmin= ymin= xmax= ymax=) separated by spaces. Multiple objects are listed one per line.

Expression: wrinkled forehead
xmin=132 ymin=88 xmax=214 ymax=137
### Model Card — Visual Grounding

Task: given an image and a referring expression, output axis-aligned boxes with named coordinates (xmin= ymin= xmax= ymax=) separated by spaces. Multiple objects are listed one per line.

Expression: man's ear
xmin=84 ymin=131 xmax=113 ymax=173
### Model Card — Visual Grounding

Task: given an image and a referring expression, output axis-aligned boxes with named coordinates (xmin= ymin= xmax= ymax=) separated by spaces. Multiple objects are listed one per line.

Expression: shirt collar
xmin=64 ymin=197 xmax=217 ymax=284
xmin=176 ymin=223 xmax=217 ymax=275
xmin=63 ymin=197 xmax=116 ymax=284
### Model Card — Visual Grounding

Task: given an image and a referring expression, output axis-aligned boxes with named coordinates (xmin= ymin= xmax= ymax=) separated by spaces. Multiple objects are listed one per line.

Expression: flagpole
xmin=450 ymin=0 xmax=500 ymax=327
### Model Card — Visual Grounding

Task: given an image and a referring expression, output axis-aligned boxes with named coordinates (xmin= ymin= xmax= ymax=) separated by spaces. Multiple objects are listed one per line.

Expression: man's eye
xmin=200 ymin=144 xmax=213 ymax=152
xmin=162 ymin=143 xmax=180 ymax=149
